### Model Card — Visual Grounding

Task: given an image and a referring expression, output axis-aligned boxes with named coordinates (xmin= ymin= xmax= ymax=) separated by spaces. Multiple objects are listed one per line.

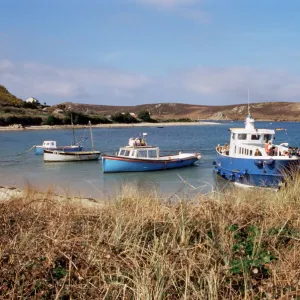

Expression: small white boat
xmin=43 ymin=121 xmax=100 ymax=162
xmin=44 ymin=150 xmax=100 ymax=162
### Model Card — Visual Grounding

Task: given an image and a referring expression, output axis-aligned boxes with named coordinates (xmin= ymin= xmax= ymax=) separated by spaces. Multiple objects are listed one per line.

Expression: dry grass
xmin=1 ymin=174 xmax=300 ymax=299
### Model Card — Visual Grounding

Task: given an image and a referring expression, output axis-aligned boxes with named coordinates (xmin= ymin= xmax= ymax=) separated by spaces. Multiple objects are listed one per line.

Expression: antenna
xmin=247 ymin=89 xmax=250 ymax=116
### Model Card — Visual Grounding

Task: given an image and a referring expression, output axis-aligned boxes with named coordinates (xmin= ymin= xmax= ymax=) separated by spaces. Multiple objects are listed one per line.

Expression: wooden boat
xmin=102 ymin=134 xmax=201 ymax=173
xmin=43 ymin=121 xmax=100 ymax=162
xmin=44 ymin=150 xmax=100 ymax=162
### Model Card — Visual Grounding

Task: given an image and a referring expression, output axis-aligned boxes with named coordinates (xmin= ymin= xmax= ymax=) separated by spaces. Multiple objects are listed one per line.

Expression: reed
xmin=1 ymin=176 xmax=300 ymax=299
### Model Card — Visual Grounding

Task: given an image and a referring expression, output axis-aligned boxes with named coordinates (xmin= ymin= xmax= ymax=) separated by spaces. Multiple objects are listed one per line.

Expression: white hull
xmin=44 ymin=150 xmax=100 ymax=162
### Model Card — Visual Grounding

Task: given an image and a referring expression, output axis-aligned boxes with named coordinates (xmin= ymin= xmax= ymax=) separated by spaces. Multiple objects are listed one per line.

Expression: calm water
xmin=0 ymin=121 xmax=299 ymax=199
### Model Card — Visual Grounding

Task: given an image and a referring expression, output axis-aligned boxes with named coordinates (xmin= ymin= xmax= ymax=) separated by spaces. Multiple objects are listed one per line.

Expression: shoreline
xmin=0 ymin=185 xmax=105 ymax=207
xmin=0 ymin=121 xmax=221 ymax=131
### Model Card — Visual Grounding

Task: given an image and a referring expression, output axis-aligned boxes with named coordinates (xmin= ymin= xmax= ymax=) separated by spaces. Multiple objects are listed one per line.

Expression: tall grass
xmin=1 ymin=175 xmax=300 ymax=299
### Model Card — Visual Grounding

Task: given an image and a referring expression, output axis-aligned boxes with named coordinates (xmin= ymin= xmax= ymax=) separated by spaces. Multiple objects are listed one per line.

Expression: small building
xmin=25 ymin=97 xmax=39 ymax=104
xmin=129 ymin=112 xmax=136 ymax=117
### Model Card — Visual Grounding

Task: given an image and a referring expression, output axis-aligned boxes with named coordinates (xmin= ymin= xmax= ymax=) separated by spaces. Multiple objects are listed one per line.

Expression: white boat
xmin=44 ymin=150 xmax=100 ymax=162
xmin=43 ymin=121 xmax=100 ymax=162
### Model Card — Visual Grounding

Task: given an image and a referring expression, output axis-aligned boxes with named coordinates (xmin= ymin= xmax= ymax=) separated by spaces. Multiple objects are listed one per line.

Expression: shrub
xmin=111 ymin=112 xmax=139 ymax=123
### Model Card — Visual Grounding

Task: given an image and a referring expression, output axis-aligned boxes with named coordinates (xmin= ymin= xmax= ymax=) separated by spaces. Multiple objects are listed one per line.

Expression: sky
xmin=1 ymin=0 xmax=300 ymax=106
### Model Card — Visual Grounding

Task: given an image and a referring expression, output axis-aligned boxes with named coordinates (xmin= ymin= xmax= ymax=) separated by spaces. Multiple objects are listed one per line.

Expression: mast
xmin=71 ymin=113 xmax=76 ymax=145
xmin=89 ymin=120 xmax=95 ymax=151
xmin=247 ymin=88 xmax=250 ymax=116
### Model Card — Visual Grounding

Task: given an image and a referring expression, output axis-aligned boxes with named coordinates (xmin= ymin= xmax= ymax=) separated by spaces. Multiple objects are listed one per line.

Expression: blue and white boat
xmin=35 ymin=141 xmax=83 ymax=155
xmin=214 ymin=114 xmax=300 ymax=188
xmin=102 ymin=135 xmax=201 ymax=173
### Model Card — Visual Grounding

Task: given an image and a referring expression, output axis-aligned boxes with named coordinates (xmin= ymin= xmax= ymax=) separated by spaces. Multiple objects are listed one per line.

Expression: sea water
xmin=0 ymin=121 xmax=299 ymax=199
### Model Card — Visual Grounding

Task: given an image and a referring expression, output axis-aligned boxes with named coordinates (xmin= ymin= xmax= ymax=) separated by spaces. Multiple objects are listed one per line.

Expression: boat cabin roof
xmin=229 ymin=128 xmax=275 ymax=134
xmin=120 ymin=145 xmax=156 ymax=151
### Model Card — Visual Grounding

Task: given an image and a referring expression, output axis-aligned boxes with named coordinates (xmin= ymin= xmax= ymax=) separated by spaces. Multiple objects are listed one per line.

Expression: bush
xmin=43 ymin=115 xmax=63 ymax=126
xmin=111 ymin=112 xmax=139 ymax=123
xmin=22 ymin=102 xmax=39 ymax=109
xmin=0 ymin=115 xmax=43 ymax=126
xmin=137 ymin=110 xmax=157 ymax=123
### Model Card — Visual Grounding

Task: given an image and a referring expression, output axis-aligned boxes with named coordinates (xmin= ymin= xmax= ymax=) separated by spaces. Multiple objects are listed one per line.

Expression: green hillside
xmin=0 ymin=85 xmax=23 ymax=107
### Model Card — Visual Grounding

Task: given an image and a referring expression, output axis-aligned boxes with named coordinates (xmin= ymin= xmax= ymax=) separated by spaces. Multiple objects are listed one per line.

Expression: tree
xmin=138 ymin=110 xmax=151 ymax=122
xmin=111 ymin=112 xmax=139 ymax=123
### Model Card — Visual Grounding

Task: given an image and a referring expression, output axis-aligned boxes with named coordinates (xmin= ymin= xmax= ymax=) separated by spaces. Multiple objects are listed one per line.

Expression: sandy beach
xmin=0 ymin=121 xmax=221 ymax=131
xmin=0 ymin=185 xmax=105 ymax=208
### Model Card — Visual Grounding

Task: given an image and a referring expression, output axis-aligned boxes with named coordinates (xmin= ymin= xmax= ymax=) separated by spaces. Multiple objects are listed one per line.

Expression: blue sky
xmin=1 ymin=0 xmax=300 ymax=106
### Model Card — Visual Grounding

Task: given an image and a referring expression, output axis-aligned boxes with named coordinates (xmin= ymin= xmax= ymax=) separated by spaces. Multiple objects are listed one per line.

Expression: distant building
xmin=129 ymin=112 xmax=136 ymax=117
xmin=25 ymin=97 xmax=39 ymax=104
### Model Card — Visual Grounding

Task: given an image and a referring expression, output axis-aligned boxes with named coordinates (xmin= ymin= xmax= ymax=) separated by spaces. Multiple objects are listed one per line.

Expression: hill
xmin=0 ymin=85 xmax=23 ymax=107
xmin=60 ymin=101 xmax=300 ymax=122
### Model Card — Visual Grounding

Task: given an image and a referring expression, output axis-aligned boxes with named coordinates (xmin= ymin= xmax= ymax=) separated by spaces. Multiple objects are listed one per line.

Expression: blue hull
xmin=102 ymin=156 xmax=198 ymax=173
xmin=214 ymin=153 xmax=300 ymax=187
xmin=36 ymin=146 xmax=83 ymax=155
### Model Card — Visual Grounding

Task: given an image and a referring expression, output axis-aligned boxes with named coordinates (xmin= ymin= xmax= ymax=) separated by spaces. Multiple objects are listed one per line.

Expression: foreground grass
xmin=1 ymin=176 xmax=300 ymax=299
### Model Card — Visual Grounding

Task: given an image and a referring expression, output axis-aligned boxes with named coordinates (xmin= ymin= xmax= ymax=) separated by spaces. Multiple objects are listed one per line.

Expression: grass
xmin=1 ymin=174 xmax=300 ymax=299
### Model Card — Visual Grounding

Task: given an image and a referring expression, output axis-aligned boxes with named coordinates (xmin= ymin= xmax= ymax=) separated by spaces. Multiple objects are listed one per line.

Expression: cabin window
xmin=148 ymin=150 xmax=157 ymax=158
xmin=124 ymin=150 xmax=130 ymax=156
xmin=250 ymin=150 xmax=253 ymax=156
xmin=251 ymin=135 xmax=260 ymax=140
xmin=137 ymin=150 xmax=147 ymax=158
xmin=238 ymin=134 xmax=247 ymax=140
xmin=232 ymin=133 xmax=235 ymax=140
xmin=119 ymin=150 xmax=125 ymax=156
xmin=234 ymin=146 xmax=236 ymax=153
xmin=264 ymin=134 xmax=271 ymax=141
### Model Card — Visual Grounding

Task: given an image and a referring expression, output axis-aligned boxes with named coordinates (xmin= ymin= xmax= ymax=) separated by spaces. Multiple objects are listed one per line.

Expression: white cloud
xmin=0 ymin=59 xmax=14 ymax=70
xmin=176 ymin=67 xmax=300 ymax=102
xmin=0 ymin=60 xmax=150 ymax=103
xmin=1 ymin=59 xmax=300 ymax=105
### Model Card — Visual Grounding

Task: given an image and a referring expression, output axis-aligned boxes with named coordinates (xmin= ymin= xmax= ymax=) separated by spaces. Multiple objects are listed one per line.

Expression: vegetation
xmin=111 ymin=112 xmax=139 ymax=123
xmin=0 ymin=115 xmax=42 ymax=126
xmin=0 ymin=85 xmax=23 ymax=107
xmin=161 ymin=118 xmax=194 ymax=123
xmin=1 ymin=174 xmax=300 ymax=299
xmin=138 ymin=110 xmax=157 ymax=123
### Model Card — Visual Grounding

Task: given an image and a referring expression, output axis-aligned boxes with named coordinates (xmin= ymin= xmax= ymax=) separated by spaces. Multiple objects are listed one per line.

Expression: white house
xmin=25 ymin=97 xmax=39 ymax=104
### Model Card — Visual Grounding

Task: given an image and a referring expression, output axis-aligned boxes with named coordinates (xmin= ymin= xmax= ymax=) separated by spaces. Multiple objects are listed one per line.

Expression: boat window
xmin=124 ymin=150 xmax=130 ymax=156
xmin=137 ymin=150 xmax=147 ymax=158
xmin=238 ymin=134 xmax=247 ymax=140
xmin=148 ymin=150 xmax=157 ymax=158
xmin=251 ymin=135 xmax=260 ymax=140
xmin=250 ymin=150 xmax=253 ymax=156
xmin=264 ymin=134 xmax=271 ymax=141
xmin=232 ymin=133 xmax=235 ymax=140
xmin=119 ymin=150 xmax=125 ymax=156
xmin=234 ymin=146 xmax=236 ymax=153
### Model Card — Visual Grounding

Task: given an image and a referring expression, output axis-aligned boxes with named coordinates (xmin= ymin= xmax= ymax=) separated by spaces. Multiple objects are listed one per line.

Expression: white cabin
xmin=118 ymin=146 xmax=159 ymax=159
xmin=218 ymin=115 xmax=292 ymax=158
xmin=42 ymin=141 xmax=57 ymax=149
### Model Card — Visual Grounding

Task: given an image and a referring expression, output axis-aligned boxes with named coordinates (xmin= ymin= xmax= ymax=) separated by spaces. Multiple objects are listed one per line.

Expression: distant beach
xmin=0 ymin=121 xmax=221 ymax=131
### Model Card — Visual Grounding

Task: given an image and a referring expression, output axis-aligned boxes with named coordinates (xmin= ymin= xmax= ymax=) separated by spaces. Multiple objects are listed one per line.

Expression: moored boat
xmin=213 ymin=114 xmax=300 ymax=188
xmin=44 ymin=150 xmax=100 ymax=162
xmin=36 ymin=141 xmax=83 ymax=155
xmin=43 ymin=121 xmax=100 ymax=162
xmin=102 ymin=134 xmax=201 ymax=173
